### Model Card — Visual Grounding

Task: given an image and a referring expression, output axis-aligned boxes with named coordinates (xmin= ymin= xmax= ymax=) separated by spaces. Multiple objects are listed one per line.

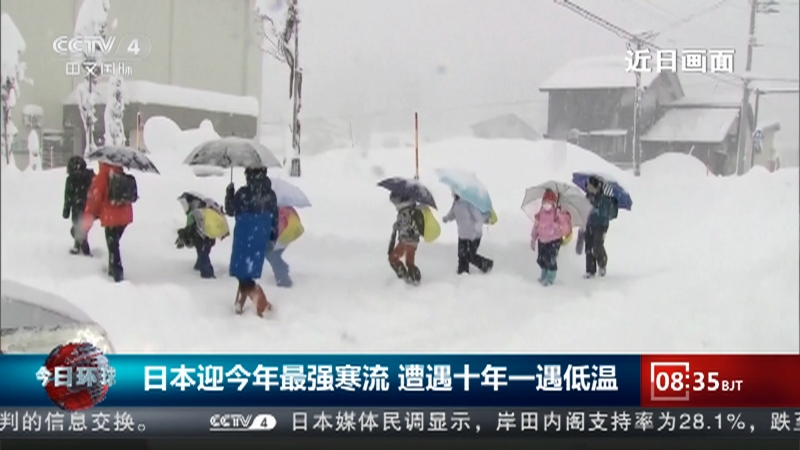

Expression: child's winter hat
xmin=542 ymin=189 xmax=558 ymax=204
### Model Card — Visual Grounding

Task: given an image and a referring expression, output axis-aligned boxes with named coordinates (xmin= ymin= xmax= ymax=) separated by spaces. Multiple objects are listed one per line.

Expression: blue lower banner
xmin=0 ymin=407 xmax=797 ymax=438
xmin=0 ymin=354 xmax=640 ymax=407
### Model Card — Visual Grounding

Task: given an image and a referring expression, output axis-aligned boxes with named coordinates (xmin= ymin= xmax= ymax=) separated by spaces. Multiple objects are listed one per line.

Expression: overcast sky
xmin=259 ymin=0 xmax=798 ymax=146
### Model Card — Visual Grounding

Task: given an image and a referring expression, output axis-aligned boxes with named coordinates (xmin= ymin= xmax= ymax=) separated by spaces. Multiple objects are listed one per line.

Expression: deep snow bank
xmin=1 ymin=137 xmax=797 ymax=353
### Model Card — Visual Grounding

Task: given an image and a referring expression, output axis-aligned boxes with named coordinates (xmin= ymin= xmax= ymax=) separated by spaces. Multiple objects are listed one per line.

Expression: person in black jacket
xmin=62 ymin=156 xmax=95 ymax=255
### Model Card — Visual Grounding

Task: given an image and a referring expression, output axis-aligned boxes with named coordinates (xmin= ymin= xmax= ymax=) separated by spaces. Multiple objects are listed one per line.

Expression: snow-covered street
xmin=2 ymin=138 xmax=798 ymax=353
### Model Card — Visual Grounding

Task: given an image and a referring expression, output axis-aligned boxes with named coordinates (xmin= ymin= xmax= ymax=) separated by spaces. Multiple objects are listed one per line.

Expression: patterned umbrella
xmin=86 ymin=146 xmax=160 ymax=174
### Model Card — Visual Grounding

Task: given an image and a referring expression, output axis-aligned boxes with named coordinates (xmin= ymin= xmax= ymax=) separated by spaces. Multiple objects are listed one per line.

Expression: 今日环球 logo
xmin=35 ymin=342 xmax=115 ymax=411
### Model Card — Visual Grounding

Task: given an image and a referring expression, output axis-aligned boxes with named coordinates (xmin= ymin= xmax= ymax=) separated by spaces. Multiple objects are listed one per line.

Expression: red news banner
xmin=641 ymin=355 xmax=800 ymax=408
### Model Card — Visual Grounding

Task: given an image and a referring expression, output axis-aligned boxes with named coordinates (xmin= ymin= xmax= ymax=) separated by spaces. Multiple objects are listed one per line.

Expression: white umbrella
xmin=521 ymin=180 xmax=593 ymax=228
xmin=271 ymin=178 xmax=311 ymax=208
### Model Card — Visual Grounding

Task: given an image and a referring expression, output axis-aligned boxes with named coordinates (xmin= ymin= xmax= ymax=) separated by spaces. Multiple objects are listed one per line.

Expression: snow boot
xmin=234 ymin=287 xmax=248 ymax=315
xmin=69 ymin=243 xmax=81 ymax=255
xmin=111 ymin=267 xmax=124 ymax=283
xmin=247 ymin=284 xmax=272 ymax=317
xmin=406 ymin=266 xmax=421 ymax=285
xmin=390 ymin=260 xmax=408 ymax=279
xmin=480 ymin=260 xmax=494 ymax=274
xmin=583 ymin=272 xmax=595 ymax=279
xmin=543 ymin=270 xmax=557 ymax=286
xmin=537 ymin=268 xmax=546 ymax=283
xmin=599 ymin=266 xmax=606 ymax=277
xmin=80 ymin=241 xmax=92 ymax=256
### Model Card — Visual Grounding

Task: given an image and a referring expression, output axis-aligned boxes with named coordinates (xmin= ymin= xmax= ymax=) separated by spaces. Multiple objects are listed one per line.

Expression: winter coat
xmin=531 ymin=207 xmax=572 ymax=244
xmin=586 ymin=190 xmax=617 ymax=228
xmin=84 ymin=162 xmax=134 ymax=228
xmin=393 ymin=202 xmax=422 ymax=244
xmin=442 ymin=198 xmax=486 ymax=240
xmin=225 ymin=169 xmax=278 ymax=280
xmin=63 ymin=157 xmax=94 ymax=220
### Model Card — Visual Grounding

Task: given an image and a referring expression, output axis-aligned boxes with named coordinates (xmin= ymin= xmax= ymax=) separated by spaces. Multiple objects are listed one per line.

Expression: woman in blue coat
xmin=225 ymin=166 xmax=279 ymax=317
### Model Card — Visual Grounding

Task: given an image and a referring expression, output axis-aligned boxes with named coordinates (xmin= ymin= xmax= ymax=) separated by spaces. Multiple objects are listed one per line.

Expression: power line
xmin=654 ymin=0 xmax=737 ymax=35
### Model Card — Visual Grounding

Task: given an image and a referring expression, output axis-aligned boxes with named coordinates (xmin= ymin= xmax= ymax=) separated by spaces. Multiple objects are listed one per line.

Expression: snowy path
xmin=2 ymin=139 xmax=797 ymax=353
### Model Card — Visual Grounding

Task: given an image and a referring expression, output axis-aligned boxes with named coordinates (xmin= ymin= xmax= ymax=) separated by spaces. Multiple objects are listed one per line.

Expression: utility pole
xmin=553 ymin=0 xmax=661 ymax=177
xmin=734 ymin=0 xmax=757 ymax=175
xmin=628 ymin=38 xmax=645 ymax=177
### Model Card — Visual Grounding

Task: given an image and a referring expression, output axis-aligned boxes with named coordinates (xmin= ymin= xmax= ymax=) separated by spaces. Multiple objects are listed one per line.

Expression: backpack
xmin=277 ymin=207 xmax=304 ymax=246
xmin=200 ymin=207 xmax=230 ymax=239
xmin=418 ymin=206 xmax=441 ymax=243
xmin=608 ymin=197 xmax=619 ymax=220
xmin=412 ymin=207 xmax=425 ymax=234
xmin=108 ymin=172 xmax=138 ymax=205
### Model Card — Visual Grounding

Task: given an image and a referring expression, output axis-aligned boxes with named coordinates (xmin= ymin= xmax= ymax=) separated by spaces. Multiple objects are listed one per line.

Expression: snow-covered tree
xmin=1 ymin=13 xmax=31 ymax=165
xmin=103 ymin=71 xmax=125 ymax=147
xmin=74 ymin=0 xmax=110 ymax=155
xmin=255 ymin=0 xmax=303 ymax=177
xmin=27 ymin=129 xmax=41 ymax=171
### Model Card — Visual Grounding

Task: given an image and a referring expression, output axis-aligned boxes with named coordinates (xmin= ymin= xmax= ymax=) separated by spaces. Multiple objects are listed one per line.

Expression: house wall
xmin=640 ymin=111 xmax=752 ymax=176
xmin=544 ymin=72 xmax=682 ymax=144
xmin=752 ymin=127 xmax=780 ymax=169
xmin=1 ymin=0 xmax=261 ymax=135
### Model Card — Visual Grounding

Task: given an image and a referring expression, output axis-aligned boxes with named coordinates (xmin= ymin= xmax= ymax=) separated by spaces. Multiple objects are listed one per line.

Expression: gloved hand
xmin=62 ymin=207 xmax=70 ymax=220
xmin=175 ymin=236 xmax=185 ymax=249
xmin=226 ymin=183 xmax=235 ymax=193
xmin=530 ymin=240 xmax=536 ymax=251
xmin=442 ymin=216 xmax=452 ymax=223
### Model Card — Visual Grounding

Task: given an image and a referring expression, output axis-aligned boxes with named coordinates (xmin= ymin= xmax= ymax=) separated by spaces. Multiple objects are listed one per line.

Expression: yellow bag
xmin=488 ymin=209 xmax=498 ymax=225
xmin=562 ymin=230 xmax=573 ymax=246
xmin=202 ymin=208 xmax=230 ymax=239
xmin=278 ymin=208 xmax=304 ymax=246
xmin=420 ymin=205 xmax=440 ymax=243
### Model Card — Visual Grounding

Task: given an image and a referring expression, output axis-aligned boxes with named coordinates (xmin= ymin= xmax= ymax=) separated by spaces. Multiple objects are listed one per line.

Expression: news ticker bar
xmin=6 ymin=354 xmax=799 ymax=408
xmin=0 ymin=408 xmax=798 ymax=438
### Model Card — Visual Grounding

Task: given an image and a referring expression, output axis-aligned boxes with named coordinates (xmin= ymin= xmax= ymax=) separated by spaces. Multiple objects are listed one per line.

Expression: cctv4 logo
xmin=209 ymin=413 xmax=277 ymax=431
xmin=53 ymin=36 xmax=143 ymax=57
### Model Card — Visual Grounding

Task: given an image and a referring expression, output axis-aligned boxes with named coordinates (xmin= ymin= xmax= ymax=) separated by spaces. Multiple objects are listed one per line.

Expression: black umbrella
xmin=86 ymin=146 xmax=160 ymax=174
xmin=377 ymin=177 xmax=437 ymax=209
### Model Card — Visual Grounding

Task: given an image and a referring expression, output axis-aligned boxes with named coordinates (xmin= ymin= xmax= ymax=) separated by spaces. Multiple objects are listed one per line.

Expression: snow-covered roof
xmin=539 ymin=55 xmax=660 ymax=91
xmin=63 ymin=80 xmax=259 ymax=117
xmin=665 ymin=95 xmax=741 ymax=108
xmin=586 ymin=129 xmax=628 ymax=137
xmin=641 ymin=108 xmax=740 ymax=144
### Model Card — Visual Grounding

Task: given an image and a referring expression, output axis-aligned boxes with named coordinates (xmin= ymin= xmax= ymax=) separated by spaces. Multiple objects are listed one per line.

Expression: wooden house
xmin=470 ymin=113 xmax=542 ymax=141
xmin=61 ymin=80 xmax=259 ymax=157
xmin=640 ymin=96 xmax=754 ymax=175
xmin=539 ymin=55 xmax=684 ymax=166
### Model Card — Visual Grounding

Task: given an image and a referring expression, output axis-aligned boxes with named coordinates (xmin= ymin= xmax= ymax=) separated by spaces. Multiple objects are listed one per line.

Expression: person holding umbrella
xmin=530 ymin=189 xmax=572 ymax=286
xmin=81 ymin=162 xmax=138 ymax=283
xmin=225 ymin=166 xmax=278 ymax=317
xmin=387 ymin=192 xmax=424 ymax=285
xmin=583 ymin=176 xmax=618 ymax=278
xmin=175 ymin=193 xmax=229 ymax=279
xmin=442 ymin=192 xmax=493 ymax=274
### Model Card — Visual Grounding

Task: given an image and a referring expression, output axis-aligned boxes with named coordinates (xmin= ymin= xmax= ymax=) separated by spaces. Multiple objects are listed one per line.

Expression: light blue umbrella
xmin=434 ymin=168 xmax=493 ymax=213
xmin=271 ymin=178 xmax=311 ymax=208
